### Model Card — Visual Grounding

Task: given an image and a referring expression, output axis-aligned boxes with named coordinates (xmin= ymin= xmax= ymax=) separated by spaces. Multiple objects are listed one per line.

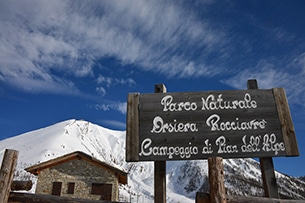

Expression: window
xmin=67 ymin=182 xmax=75 ymax=194
xmin=51 ymin=182 xmax=62 ymax=196
xmin=91 ymin=183 xmax=112 ymax=201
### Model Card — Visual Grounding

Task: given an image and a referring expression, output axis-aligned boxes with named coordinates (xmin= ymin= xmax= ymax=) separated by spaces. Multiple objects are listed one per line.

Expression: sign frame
xmin=126 ymin=87 xmax=299 ymax=162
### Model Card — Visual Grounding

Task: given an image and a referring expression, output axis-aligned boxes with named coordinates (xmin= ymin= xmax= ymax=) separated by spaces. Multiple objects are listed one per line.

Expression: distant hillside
xmin=1 ymin=119 xmax=304 ymax=202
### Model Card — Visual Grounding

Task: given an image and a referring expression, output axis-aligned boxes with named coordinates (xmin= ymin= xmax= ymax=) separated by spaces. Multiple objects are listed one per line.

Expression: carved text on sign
xmin=151 ymin=116 xmax=198 ymax=133
xmin=201 ymin=93 xmax=257 ymax=110
xmin=206 ymin=114 xmax=267 ymax=131
xmin=139 ymin=92 xmax=285 ymax=159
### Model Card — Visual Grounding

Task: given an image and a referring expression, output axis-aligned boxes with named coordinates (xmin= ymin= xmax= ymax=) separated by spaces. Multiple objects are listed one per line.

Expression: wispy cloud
xmin=92 ymin=102 xmax=127 ymax=114
xmin=293 ymin=53 xmax=305 ymax=74
xmin=0 ymin=0 xmax=225 ymax=94
xmin=95 ymin=87 xmax=106 ymax=97
xmin=96 ymin=75 xmax=136 ymax=87
xmin=222 ymin=53 xmax=305 ymax=107
xmin=1 ymin=0 xmax=304 ymax=111
xmin=0 ymin=0 xmax=93 ymax=94
xmin=95 ymin=75 xmax=135 ymax=98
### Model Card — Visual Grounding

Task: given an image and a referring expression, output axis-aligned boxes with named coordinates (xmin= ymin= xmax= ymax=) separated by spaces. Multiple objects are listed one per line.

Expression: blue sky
xmin=0 ymin=0 xmax=305 ymax=176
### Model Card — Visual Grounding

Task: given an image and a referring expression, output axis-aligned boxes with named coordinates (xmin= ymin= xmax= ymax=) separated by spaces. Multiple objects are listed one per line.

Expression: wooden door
xmin=51 ymin=182 xmax=62 ymax=196
xmin=91 ymin=183 xmax=112 ymax=201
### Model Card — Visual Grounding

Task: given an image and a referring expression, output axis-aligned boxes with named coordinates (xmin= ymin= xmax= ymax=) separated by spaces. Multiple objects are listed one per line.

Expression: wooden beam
xmin=196 ymin=193 xmax=305 ymax=203
xmin=8 ymin=192 xmax=123 ymax=203
xmin=247 ymin=79 xmax=279 ymax=198
xmin=154 ymin=84 xmax=167 ymax=203
xmin=0 ymin=149 xmax=19 ymax=203
xmin=208 ymin=157 xmax=226 ymax=203
xmin=227 ymin=195 xmax=305 ymax=203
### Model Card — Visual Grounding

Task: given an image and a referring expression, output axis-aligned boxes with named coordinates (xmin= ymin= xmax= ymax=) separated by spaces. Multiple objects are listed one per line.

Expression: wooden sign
xmin=126 ymin=88 xmax=299 ymax=161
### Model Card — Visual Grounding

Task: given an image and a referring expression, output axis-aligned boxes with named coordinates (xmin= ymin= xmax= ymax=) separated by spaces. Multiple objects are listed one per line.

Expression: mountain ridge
xmin=0 ymin=119 xmax=304 ymax=202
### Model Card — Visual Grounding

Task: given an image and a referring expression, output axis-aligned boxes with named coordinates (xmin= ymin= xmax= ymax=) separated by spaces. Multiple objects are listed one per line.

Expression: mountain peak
xmin=0 ymin=119 xmax=125 ymax=168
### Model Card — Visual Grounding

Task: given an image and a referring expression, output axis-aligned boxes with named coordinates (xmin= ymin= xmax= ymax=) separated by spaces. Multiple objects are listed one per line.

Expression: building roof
xmin=25 ymin=151 xmax=127 ymax=184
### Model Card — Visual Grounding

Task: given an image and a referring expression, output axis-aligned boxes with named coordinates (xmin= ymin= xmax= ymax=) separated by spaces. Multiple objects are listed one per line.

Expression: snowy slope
xmin=0 ymin=119 xmax=127 ymax=169
xmin=0 ymin=119 xmax=304 ymax=202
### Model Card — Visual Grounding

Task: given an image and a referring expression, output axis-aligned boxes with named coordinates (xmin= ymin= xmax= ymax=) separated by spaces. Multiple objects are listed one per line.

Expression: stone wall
xmin=35 ymin=159 xmax=119 ymax=201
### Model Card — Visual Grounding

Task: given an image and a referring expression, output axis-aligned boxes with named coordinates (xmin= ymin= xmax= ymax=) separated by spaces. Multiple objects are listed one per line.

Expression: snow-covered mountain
xmin=0 ymin=119 xmax=304 ymax=202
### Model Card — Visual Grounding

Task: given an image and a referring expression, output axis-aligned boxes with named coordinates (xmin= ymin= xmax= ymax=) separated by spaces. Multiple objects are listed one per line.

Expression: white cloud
xmin=293 ymin=53 xmax=305 ymax=74
xmin=95 ymin=87 xmax=106 ymax=97
xmin=92 ymin=102 xmax=127 ymax=114
xmin=0 ymin=0 xmax=94 ymax=94
xmin=0 ymin=0 xmax=226 ymax=94
xmin=96 ymin=75 xmax=136 ymax=87
xmin=96 ymin=76 xmax=111 ymax=86
xmin=223 ymin=56 xmax=305 ymax=107
xmin=2 ymin=0 xmax=302 ymax=105
xmin=116 ymin=102 xmax=128 ymax=114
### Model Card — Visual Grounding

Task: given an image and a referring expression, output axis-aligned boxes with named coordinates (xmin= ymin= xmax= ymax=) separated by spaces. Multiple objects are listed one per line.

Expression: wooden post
xmin=126 ymin=92 xmax=140 ymax=162
xmin=247 ymin=79 xmax=279 ymax=198
xmin=208 ymin=157 xmax=226 ymax=203
xmin=154 ymin=84 xmax=167 ymax=203
xmin=0 ymin=149 xmax=19 ymax=203
xmin=272 ymin=87 xmax=299 ymax=156
xmin=259 ymin=158 xmax=279 ymax=198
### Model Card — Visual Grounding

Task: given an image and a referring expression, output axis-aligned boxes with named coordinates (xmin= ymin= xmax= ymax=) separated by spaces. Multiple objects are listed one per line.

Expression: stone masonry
xmin=35 ymin=158 xmax=119 ymax=201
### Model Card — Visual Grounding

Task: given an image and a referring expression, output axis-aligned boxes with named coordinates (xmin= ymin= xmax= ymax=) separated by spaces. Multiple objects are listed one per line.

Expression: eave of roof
xmin=25 ymin=151 xmax=127 ymax=184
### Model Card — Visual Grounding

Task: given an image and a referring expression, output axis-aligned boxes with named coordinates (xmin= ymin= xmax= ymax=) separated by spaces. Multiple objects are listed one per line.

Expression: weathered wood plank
xmin=126 ymin=92 xmax=140 ymax=162
xmin=8 ymin=192 xmax=123 ymax=203
xmin=227 ymin=195 xmax=305 ymax=203
xmin=272 ymin=88 xmax=299 ymax=156
xmin=208 ymin=157 xmax=226 ymax=203
xmin=0 ymin=149 xmax=19 ymax=203
xmin=137 ymin=87 xmax=288 ymax=160
xmin=196 ymin=193 xmax=305 ymax=203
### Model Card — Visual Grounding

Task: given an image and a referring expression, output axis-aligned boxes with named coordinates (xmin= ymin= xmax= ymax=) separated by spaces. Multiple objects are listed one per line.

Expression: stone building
xmin=25 ymin=151 xmax=127 ymax=201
